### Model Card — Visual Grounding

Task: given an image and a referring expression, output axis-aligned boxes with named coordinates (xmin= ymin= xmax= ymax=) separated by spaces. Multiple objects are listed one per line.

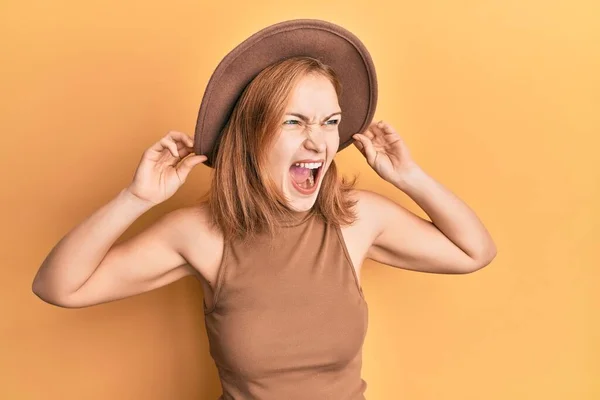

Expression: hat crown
xmin=194 ymin=19 xmax=378 ymax=169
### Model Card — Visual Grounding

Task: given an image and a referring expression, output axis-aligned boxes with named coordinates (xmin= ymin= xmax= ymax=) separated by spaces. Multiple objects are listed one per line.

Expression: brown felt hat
xmin=193 ymin=19 xmax=378 ymax=168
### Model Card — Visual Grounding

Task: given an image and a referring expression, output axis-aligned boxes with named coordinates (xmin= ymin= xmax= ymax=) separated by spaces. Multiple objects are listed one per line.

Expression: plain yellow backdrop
xmin=1 ymin=0 xmax=598 ymax=399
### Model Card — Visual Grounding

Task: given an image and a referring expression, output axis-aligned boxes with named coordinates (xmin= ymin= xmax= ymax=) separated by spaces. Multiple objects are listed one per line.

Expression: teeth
xmin=294 ymin=162 xmax=323 ymax=169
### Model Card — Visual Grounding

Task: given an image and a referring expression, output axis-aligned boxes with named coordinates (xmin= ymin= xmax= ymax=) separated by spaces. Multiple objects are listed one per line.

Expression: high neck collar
xmin=278 ymin=208 xmax=313 ymax=228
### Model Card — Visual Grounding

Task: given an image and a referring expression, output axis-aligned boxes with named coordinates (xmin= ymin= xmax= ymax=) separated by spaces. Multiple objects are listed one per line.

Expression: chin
xmin=283 ymin=185 xmax=320 ymax=211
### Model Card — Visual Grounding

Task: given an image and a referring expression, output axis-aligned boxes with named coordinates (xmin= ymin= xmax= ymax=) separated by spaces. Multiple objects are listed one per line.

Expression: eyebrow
xmin=285 ymin=111 xmax=342 ymax=122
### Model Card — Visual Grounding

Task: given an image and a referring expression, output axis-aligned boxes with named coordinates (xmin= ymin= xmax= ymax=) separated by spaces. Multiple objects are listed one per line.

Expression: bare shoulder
xmin=337 ymin=188 xmax=385 ymax=273
xmin=346 ymin=188 xmax=386 ymax=236
xmin=348 ymin=188 xmax=395 ymax=234
xmin=352 ymin=186 xmax=420 ymax=233
xmin=171 ymin=204 xmax=224 ymax=292
xmin=344 ymin=188 xmax=419 ymax=263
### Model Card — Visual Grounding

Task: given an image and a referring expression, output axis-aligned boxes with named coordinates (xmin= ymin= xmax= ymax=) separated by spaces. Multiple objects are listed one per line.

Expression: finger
xmin=377 ymin=120 xmax=397 ymax=135
xmin=159 ymin=137 xmax=180 ymax=158
xmin=370 ymin=121 xmax=398 ymax=147
xmin=353 ymin=137 xmax=364 ymax=152
xmin=377 ymin=121 xmax=406 ymax=149
xmin=175 ymin=140 xmax=191 ymax=150
xmin=149 ymin=135 xmax=177 ymax=156
xmin=177 ymin=154 xmax=208 ymax=181
xmin=165 ymin=134 xmax=195 ymax=159
xmin=149 ymin=131 xmax=193 ymax=155
xmin=372 ymin=120 xmax=389 ymax=138
xmin=167 ymin=130 xmax=194 ymax=148
xmin=168 ymin=141 xmax=198 ymax=164
xmin=353 ymin=140 xmax=366 ymax=159
xmin=362 ymin=123 xmax=376 ymax=140
xmin=353 ymin=134 xmax=377 ymax=164
xmin=175 ymin=146 xmax=194 ymax=160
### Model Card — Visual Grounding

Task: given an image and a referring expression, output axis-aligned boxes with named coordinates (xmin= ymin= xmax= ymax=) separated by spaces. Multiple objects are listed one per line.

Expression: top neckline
xmin=278 ymin=208 xmax=314 ymax=228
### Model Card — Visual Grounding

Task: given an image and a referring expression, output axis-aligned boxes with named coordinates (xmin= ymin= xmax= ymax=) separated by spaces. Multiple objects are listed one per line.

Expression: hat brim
xmin=194 ymin=19 xmax=378 ymax=168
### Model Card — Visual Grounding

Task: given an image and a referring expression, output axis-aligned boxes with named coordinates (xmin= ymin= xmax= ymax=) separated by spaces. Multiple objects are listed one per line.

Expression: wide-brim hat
xmin=193 ymin=18 xmax=378 ymax=168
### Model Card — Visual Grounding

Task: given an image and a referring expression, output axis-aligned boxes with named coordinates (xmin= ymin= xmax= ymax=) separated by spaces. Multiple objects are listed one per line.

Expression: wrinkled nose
xmin=303 ymin=125 xmax=327 ymax=153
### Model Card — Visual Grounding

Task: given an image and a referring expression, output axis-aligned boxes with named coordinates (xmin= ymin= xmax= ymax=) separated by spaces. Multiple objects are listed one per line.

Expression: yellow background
xmin=1 ymin=0 xmax=598 ymax=398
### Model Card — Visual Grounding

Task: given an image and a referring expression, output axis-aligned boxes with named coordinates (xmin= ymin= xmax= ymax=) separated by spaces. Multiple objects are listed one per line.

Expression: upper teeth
xmin=294 ymin=162 xmax=322 ymax=169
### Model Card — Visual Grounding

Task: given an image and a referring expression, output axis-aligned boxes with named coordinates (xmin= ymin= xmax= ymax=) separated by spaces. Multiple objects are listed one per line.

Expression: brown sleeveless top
xmin=203 ymin=209 xmax=369 ymax=399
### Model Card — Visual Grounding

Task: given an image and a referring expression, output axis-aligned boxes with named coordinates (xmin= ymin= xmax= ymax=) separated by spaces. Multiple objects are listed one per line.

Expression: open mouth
xmin=289 ymin=161 xmax=323 ymax=194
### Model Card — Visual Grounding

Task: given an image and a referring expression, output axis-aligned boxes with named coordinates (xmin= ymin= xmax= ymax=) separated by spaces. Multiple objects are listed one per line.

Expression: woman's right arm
xmin=32 ymin=131 xmax=207 ymax=308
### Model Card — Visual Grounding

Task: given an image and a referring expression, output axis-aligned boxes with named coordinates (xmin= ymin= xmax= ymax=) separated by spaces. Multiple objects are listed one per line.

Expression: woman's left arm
xmin=353 ymin=120 xmax=497 ymax=274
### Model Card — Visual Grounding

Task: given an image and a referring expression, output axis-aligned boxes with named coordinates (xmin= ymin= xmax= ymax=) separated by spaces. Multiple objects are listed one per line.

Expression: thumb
xmin=353 ymin=134 xmax=376 ymax=165
xmin=177 ymin=155 xmax=207 ymax=181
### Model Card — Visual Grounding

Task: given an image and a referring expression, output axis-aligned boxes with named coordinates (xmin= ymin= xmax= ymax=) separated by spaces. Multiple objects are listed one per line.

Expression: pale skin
xmin=32 ymin=73 xmax=497 ymax=309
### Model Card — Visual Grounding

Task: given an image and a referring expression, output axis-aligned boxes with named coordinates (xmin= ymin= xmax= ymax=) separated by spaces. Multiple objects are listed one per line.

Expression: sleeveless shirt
xmin=203 ymin=209 xmax=369 ymax=399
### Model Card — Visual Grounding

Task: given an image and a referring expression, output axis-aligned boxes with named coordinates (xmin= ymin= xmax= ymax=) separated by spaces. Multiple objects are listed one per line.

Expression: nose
xmin=303 ymin=124 xmax=327 ymax=153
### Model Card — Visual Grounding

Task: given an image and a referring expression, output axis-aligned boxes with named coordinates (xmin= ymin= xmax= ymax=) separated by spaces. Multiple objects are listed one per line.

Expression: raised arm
xmin=352 ymin=120 xmax=497 ymax=274
xmin=32 ymin=131 xmax=207 ymax=308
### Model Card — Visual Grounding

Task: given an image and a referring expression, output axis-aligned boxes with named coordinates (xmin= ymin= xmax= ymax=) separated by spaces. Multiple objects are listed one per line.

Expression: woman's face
xmin=266 ymin=73 xmax=341 ymax=212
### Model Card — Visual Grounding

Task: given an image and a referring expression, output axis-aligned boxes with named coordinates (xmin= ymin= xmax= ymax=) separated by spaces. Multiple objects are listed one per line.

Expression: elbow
xmin=31 ymin=277 xmax=73 ymax=309
xmin=31 ymin=271 xmax=52 ymax=300
xmin=32 ymin=290 xmax=75 ymax=309
xmin=31 ymin=275 xmax=46 ymax=299
xmin=31 ymin=278 xmax=53 ymax=304
xmin=464 ymin=245 xmax=497 ymax=274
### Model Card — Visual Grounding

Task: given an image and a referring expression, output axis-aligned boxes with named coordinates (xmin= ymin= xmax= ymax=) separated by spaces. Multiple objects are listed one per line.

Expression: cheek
xmin=266 ymin=156 xmax=289 ymax=182
xmin=328 ymin=134 xmax=340 ymax=151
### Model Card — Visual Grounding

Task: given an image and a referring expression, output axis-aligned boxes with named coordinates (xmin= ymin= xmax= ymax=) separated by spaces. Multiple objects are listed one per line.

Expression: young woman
xmin=32 ymin=20 xmax=496 ymax=400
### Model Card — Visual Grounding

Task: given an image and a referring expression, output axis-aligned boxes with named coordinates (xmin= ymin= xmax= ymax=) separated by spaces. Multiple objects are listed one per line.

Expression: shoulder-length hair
xmin=199 ymin=56 xmax=358 ymax=244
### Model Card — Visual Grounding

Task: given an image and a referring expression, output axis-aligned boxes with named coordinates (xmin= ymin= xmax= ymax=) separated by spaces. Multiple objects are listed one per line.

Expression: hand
xmin=352 ymin=120 xmax=418 ymax=185
xmin=126 ymin=131 xmax=207 ymax=205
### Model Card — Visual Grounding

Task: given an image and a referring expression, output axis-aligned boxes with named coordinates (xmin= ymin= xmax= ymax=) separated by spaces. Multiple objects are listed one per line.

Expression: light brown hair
xmin=199 ymin=56 xmax=358 ymax=245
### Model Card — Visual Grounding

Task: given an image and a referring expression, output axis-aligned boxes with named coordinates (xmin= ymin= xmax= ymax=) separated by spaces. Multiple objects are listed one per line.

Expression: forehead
xmin=286 ymin=74 xmax=339 ymax=107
